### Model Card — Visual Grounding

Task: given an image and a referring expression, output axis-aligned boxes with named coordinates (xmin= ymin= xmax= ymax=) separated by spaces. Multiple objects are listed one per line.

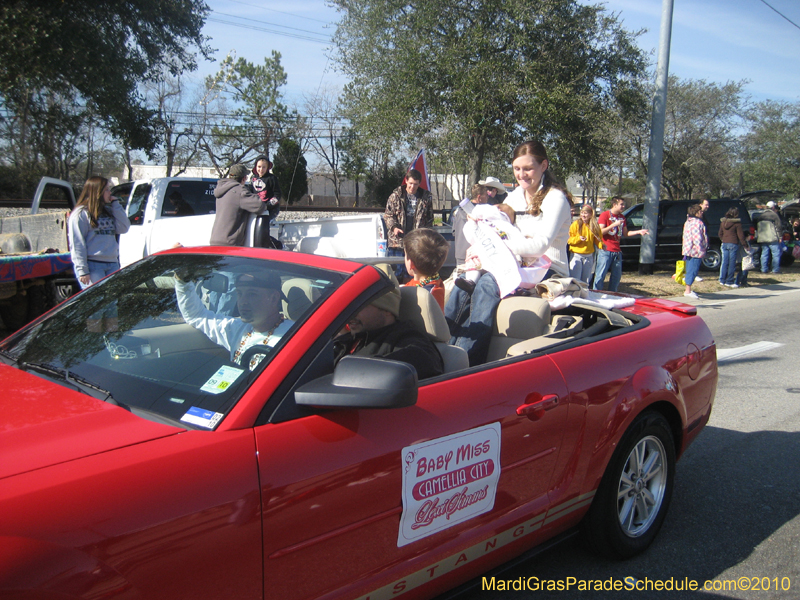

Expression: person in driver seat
xmin=334 ymin=265 xmax=443 ymax=380
xmin=175 ymin=270 xmax=293 ymax=369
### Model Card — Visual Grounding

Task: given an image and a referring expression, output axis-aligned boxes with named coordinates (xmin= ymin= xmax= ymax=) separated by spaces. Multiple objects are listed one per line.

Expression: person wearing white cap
xmin=478 ymin=176 xmax=507 ymax=205
xmin=754 ymin=201 xmax=784 ymax=273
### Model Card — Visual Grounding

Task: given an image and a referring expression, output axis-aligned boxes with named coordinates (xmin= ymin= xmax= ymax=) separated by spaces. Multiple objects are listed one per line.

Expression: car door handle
xmin=516 ymin=394 xmax=559 ymax=420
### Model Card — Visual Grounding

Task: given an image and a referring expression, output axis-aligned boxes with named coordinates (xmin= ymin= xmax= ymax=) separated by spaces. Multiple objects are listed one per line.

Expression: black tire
xmin=26 ymin=283 xmax=49 ymax=322
xmin=583 ymin=410 xmax=676 ymax=559
xmin=0 ymin=292 xmax=30 ymax=331
xmin=701 ymin=246 xmax=721 ymax=271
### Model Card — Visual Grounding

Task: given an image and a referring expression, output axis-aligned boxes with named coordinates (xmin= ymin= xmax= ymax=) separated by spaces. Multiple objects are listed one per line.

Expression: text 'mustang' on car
xmin=0 ymin=246 xmax=717 ymax=600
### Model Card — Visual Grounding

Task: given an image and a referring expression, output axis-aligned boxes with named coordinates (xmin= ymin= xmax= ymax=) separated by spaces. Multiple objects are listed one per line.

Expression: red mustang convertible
xmin=0 ymin=247 xmax=717 ymax=600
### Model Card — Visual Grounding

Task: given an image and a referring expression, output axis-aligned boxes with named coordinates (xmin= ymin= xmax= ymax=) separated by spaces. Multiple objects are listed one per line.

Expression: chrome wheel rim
xmin=703 ymin=251 xmax=721 ymax=270
xmin=617 ymin=435 xmax=667 ymax=537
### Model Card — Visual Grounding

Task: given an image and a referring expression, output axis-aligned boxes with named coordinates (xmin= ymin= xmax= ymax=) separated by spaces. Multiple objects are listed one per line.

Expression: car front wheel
xmin=702 ymin=246 xmax=721 ymax=271
xmin=583 ymin=411 xmax=676 ymax=558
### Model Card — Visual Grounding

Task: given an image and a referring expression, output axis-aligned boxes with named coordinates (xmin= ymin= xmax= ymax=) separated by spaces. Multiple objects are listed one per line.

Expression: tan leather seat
xmin=281 ymin=277 xmax=321 ymax=321
xmin=399 ymin=286 xmax=468 ymax=373
xmin=486 ymin=296 xmax=551 ymax=362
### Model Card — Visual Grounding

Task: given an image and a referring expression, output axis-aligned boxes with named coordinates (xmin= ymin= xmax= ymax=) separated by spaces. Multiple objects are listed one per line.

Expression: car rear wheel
xmin=583 ymin=411 xmax=675 ymax=558
xmin=701 ymin=246 xmax=721 ymax=271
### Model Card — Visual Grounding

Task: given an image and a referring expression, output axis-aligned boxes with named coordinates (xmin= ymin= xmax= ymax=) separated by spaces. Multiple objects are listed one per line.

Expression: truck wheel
xmin=701 ymin=246 xmax=721 ymax=271
xmin=46 ymin=279 xmax=79 ymax=305
xmin=0 ymin=292 xmax=30 ymax=331
xmin=26 ymin=283 xmax=49 ymax=322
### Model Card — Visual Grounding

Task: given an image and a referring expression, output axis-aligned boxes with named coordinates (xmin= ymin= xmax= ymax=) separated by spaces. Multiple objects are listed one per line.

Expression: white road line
xmin=717 ymin=342 xmax=784 ymax=364
xmin=700 ymin=299 xmax=746 ymax=307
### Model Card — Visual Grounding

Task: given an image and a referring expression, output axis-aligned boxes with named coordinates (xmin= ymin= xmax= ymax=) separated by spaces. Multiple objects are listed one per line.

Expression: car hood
xmin=0 ymin=366 xmax=181 ymax=480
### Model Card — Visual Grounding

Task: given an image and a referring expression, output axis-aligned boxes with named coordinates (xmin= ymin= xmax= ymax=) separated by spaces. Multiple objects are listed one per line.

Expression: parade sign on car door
xmin=398 ymin=423 xmax=502 ymax=547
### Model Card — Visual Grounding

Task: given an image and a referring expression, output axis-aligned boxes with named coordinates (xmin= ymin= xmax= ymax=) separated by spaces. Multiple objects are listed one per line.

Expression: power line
xmin=220 ymin=0 xmax=332 ymax=25
xmin=757 ymin=0 xmax=800 ymax=31
xmin=207 ymin=17 xmax=330 ymax=44
xmin=212 ymin=10 xmax=331 ymax=40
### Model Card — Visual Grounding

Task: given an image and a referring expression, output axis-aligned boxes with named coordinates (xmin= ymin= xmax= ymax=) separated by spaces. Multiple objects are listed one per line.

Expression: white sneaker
xmin=730 ymin=284 xmax=739 ymax=288
xmin=695 ymin=276 xmax=704 ymax=282
xmin=684 ymin=291 xmax=699 ymax=299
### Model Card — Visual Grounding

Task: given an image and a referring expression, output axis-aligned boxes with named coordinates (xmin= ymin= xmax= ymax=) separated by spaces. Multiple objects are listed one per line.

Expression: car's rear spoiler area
xmin=635 ymin=297 xmax=698 ymax=315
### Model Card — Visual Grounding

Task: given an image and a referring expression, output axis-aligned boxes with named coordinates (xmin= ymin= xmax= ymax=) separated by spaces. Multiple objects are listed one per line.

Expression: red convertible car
xmin=0 ymin=247 xmax=717 ymax=600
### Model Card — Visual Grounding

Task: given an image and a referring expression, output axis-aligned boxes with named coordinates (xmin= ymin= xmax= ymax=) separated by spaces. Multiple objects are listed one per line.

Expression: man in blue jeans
xmin=754 ymin=201 xmax=783 ymax=274
xmin=593 ymin=197 xmax=649 ymax=291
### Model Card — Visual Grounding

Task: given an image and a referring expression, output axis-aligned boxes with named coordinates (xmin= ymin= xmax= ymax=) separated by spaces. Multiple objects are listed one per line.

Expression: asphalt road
xmin=454 ymin=280 xmax=800 ymax=600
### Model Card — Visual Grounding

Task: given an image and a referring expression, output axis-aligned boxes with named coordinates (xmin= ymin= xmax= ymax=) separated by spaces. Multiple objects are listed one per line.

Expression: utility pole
xmin=639 ymin=0 xmax=674 ymax=275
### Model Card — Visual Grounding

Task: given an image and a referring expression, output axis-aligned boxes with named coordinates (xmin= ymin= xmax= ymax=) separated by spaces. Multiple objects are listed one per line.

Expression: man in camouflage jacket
xmin=384 ymin=169 xmax=434 ymax=252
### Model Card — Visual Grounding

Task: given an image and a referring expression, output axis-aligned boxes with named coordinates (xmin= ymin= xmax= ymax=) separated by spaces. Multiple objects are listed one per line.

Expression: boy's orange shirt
xmin=404 ymin=277 xmax=445 ymax=312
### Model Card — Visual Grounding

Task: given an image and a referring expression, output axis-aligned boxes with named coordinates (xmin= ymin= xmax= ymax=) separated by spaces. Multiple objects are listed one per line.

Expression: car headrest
xmin=399 ymin=286 xmax=450 ymax=343
xmin=493 ymin=296 xmax=551 ymax=338
xmin=281 ymin=277 xmax=321 ymax=321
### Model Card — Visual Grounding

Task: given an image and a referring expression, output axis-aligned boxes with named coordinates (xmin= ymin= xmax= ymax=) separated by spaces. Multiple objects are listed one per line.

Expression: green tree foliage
xmin=273 ymin=138 xmax=309 ymax=204
xmin=625 ymin=76 xmax=746 ymax=200
xmin=366 ymin=159 xmax=407 ymax=208
xmin=741 ymin=100 xmax=800 ymax=197
xmin=0 ymin=86 xmax=85 ymax=195
xmin=0 ymin=85 xmax=123 ymax=196
xmin=201 ymin=54 xmax=289 ymax=174
xmin=330 ymin=0 xmax=646 ymax=184
xmin=337 ymin=128 xmax=370 ymax=206
xmin=0 ymin=0 xmax=210 ymax=152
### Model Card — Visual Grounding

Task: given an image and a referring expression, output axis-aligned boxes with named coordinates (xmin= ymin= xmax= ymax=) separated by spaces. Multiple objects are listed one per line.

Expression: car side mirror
xmin=295 ymin=355 xmax=418 ymax=409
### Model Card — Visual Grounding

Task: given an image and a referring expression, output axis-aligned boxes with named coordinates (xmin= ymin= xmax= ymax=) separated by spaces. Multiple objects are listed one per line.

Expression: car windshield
xmin=0 ymin=254 xmax=346 ymax=429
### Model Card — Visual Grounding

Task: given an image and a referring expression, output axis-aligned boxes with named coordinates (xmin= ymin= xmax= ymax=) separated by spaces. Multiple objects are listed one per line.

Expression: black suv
xmin=620 ymin=198 xmax=753 ymax=271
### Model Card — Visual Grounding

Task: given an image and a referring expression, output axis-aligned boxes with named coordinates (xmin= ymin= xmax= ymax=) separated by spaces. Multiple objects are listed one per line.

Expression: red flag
xmin=402 ymin=149 xmax=430 ymax=192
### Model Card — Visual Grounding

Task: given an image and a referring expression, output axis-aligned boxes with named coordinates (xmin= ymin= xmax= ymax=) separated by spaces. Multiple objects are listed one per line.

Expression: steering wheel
xmin=239 ymin=344 xmax=273 ymax=370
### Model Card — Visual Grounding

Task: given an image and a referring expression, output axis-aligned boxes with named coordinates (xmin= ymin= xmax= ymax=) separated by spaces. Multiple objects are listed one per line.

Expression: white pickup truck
xmin=112 ymin=177 xmax=390 ymax=267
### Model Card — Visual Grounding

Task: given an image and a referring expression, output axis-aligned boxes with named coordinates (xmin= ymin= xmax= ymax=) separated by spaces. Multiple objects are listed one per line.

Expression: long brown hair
xmin=75 ymin=176 xmax=109 ymax=228
xmin=512 ymin=141 xmax=568 ymax=216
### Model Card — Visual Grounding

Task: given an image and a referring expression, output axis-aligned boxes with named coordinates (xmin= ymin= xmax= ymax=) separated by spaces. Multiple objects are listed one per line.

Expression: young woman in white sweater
xmin=445 ymin=140 xmax=571 ymax=366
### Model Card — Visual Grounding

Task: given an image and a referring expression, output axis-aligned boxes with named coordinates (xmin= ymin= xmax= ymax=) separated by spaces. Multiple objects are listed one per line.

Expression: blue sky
xmin=194 ymin=0 xmax=800 ymax=105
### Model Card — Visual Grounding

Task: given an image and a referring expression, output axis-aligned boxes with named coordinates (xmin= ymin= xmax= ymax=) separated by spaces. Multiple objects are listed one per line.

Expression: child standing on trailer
xmin=249 ymin=154 xmax=282 ymax=224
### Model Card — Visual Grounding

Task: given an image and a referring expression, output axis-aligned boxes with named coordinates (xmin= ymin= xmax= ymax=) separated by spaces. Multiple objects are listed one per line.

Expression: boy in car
xmin=402 ymin=228 xmax=449 ymax=311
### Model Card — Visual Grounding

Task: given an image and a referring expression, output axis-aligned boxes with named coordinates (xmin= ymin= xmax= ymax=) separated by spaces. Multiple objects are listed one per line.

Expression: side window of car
xmin=161 ymin=182 xmax=218 ymax=217
xmin=127 ymin=184 xmax=152 ymax=225
xmin=626 ymin=206 xmax=643 ymax=229
xmin=663 ymin=205 xmax=689 ymax=227
xmin=257 ymin=282 xmax=398 ymax=426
